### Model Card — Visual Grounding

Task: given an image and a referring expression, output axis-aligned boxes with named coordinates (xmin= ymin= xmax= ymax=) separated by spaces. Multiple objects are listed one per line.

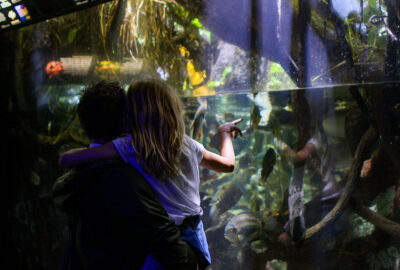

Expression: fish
xmin=190 ymin=97 xmax=207 ymax=140
xmin=210 ymin=182 xmax=242 ymax=217
xmin=224 ymin=211 xmax=283 ymax=244
xmin=260 ymin=148 xmax=276 ymax=184
xmin=250 ymin=104 xmax=261 ymax=129
xmin=224 ymin=212 xmax=263 ymax=243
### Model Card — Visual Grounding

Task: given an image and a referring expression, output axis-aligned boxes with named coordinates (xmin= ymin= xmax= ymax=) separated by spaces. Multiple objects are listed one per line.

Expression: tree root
xmin=304 ymin=126 xmax=377 ymax=240
xmin=352 ymin=203 xmax=400 ymax=239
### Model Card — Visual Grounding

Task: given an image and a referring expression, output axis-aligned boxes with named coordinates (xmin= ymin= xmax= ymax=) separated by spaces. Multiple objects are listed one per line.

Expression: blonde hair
xmin=126 ymin=79 xmax=185 ymax=180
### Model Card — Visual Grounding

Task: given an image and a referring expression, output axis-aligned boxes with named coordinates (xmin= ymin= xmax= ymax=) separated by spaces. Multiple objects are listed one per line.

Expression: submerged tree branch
xmin=304 ymin=126 xmax=377 ymax=240
xmin=355 ymin=145 xmax=399 ymax=205
xmin=352 ymin=204 xmax=400 ymax=239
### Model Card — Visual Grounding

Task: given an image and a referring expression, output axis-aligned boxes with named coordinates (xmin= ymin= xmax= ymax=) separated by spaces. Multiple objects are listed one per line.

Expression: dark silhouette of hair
xmin=78 ymin=81 xmax=126 ymax=140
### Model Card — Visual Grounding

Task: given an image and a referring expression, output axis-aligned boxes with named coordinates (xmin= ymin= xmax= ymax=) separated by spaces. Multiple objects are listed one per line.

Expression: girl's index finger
xmin=232 ymin=118 xmax=243 ymax=125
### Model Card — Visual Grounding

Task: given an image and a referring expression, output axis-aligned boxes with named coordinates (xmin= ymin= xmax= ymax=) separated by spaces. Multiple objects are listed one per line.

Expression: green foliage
xmin=208 ymin=66 xmax=233 ymax=87
xmin=270 ymin=62 xmax=285 ymax=74
xmin=68 ymin=28 xmax=79 ymax=43
xmin=363 ymin=0 xmax=387 ymax=49
xmin=169 ymin=3 xmax=190 ymax=24
xmin=266 ymin=62 xmax=297 ymax=91
xmin=191 ymin=18 xmax=203 ymax=28
xmin=364 ymin=0 xmax=380 ymax=23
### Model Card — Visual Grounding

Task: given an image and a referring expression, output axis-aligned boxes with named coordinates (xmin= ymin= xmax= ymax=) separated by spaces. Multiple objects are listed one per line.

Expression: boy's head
xmin=78 ymin=81 xmax=126 ymax=141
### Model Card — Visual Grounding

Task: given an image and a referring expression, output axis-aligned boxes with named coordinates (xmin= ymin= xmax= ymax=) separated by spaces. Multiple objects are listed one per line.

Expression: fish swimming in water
xmin=250 ymin=104 xmax=261 ymax=129
xmin=260 ymin=148 xmax=276 ymax=184
xmin=210 ymin=182 xmax=242 ymax=217
xmin=224 ymin=211 xmax=283 ymax=244
xmin=224 ymin=212 xmax=263 ymax=243
xmin=190 ymin=97 xmax=207 ymax=140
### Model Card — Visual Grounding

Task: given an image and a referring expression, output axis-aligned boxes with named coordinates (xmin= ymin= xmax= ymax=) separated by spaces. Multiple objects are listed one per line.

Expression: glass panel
xmin=2 ymin=0 xmax=400 ymax=269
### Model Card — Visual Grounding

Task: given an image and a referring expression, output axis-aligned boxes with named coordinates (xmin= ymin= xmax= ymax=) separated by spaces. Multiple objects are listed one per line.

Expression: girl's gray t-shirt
xmin=112 ymin=134 xmax=204 ymax=225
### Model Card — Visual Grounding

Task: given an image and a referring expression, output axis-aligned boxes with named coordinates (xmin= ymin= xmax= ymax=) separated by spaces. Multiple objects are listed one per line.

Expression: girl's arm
xmin=200 ymin=118 xmax=242 ymax=174
xmin=59 ymin=142 xmax=119 ymax=168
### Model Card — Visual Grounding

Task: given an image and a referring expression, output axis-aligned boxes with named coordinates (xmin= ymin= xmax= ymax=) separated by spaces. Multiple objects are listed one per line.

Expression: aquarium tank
xmin=1 ymin=0 xmax=400 ymax=269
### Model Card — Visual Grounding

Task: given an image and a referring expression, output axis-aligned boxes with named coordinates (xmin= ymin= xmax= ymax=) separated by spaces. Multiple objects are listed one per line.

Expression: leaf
xmin=221 ymin=66 xmax=233 ymax=82
xmin=270 ymin=62 xmax=285 ymax=74
xmin=68 ymin=28 xmax=79 ymax=44
xmin=191 ymin=18 xmax=203 ymax=28
xmin=207 ymin=81 xmax=220 ymax=87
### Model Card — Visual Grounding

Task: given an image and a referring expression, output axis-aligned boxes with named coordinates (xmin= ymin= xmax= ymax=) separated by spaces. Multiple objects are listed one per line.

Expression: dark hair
xmin=78 ymin=81 xmax=126 ymax=140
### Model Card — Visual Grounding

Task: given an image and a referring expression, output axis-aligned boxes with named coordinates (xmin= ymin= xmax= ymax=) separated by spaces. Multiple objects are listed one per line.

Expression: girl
xmin=60 ymin=79 xmax=242 ymax=269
